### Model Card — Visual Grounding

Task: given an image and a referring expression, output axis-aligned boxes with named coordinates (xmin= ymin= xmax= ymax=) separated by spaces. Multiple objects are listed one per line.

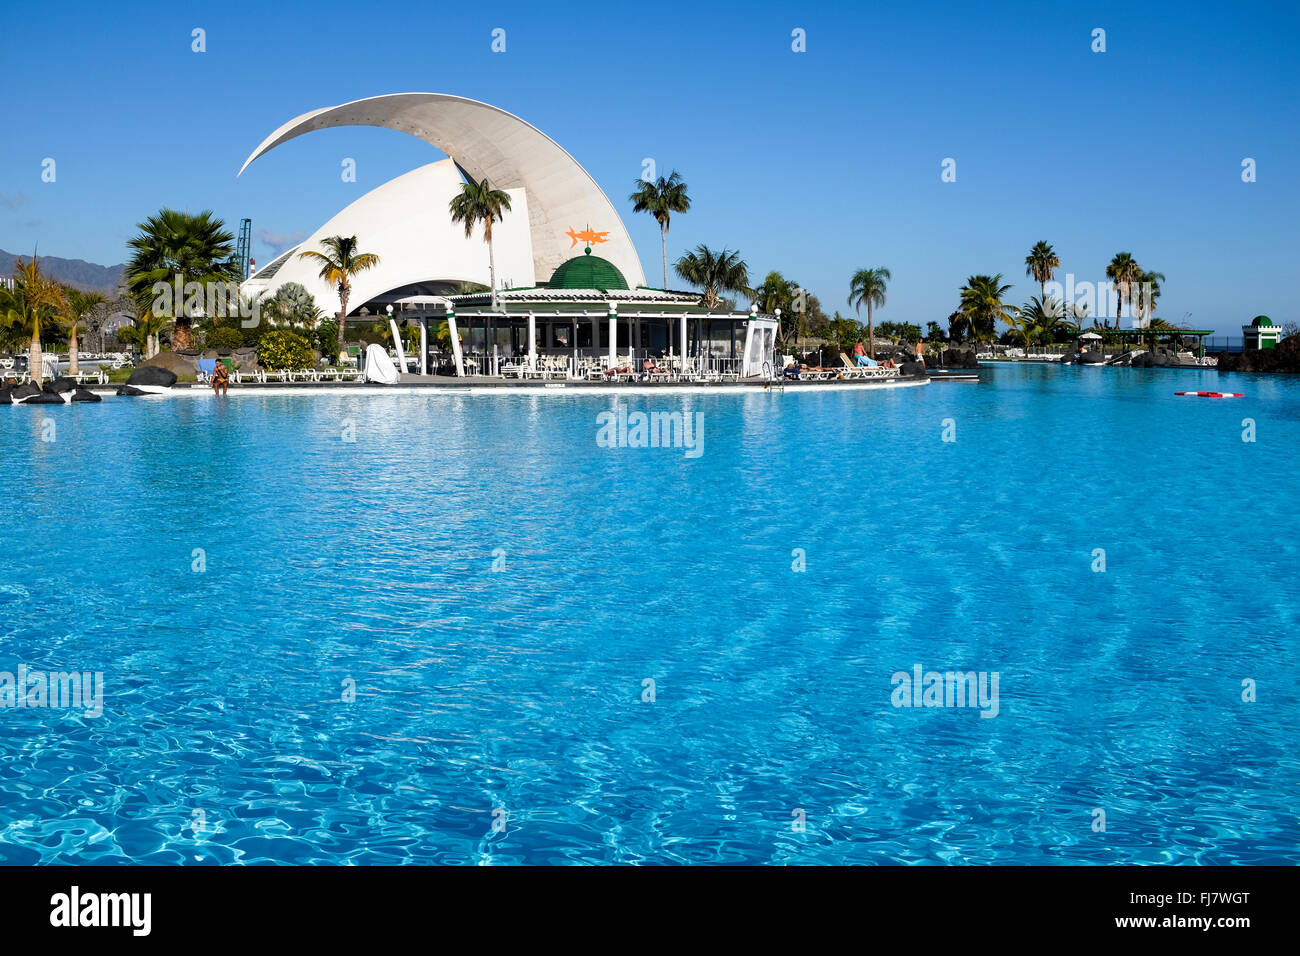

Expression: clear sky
xmin=2 ymin=0 xmax=1296 ymax=335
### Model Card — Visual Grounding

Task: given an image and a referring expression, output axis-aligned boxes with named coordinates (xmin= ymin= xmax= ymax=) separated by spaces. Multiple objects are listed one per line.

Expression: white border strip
xmin=102 ymin=378 xmax=930 ymax=398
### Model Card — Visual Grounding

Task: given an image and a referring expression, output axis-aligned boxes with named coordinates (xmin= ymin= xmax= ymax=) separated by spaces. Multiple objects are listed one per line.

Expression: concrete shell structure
xmin=238 ymin=92 xmax=646 ymax=311
xmin=241 ymin=159 xmax=534 ymax=309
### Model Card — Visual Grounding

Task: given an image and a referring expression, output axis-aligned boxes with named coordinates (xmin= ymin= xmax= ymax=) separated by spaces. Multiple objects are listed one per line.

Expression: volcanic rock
xmin=138 ymin=351 xmax=197 ymax=377
xmin=126 ymin=366 xmax=178 ymax=387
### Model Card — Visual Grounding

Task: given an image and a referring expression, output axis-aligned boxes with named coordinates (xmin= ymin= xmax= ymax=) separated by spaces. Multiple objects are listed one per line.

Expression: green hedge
xmin=257 ymin=330 xmax=315 ymax=371
xmin=205 ymin=327 xmax=245 ymax=351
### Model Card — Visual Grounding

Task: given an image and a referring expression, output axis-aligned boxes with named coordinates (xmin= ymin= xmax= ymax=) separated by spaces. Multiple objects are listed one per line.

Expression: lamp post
xmin=385 ymin=304 xmax=408 ymax=375
xmin=743 ymin=303 xmax=758 ymax=376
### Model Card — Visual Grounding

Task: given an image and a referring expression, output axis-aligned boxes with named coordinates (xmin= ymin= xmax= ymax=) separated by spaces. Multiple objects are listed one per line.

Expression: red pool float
xmin=1174 ymin=391 xmax=1244 ymax=398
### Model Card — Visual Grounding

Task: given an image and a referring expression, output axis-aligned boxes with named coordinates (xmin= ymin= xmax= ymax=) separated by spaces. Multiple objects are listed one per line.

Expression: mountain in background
xmin=0 ymin=248 xmax=126 ymax=295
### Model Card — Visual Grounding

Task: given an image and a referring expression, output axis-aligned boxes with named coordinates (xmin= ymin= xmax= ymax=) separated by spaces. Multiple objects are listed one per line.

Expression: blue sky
xmin=1 ymin=0 xmax=1296 ymax=335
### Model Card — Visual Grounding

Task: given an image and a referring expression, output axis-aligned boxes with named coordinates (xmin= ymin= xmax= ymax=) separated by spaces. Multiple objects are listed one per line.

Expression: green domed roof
xmin=547 ymin=247 xmax=627 ymax=291
xmin=1251 ymin=315 xmax=1275 ymax=327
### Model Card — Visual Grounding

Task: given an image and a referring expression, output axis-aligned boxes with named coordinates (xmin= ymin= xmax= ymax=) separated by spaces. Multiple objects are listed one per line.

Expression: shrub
xmin=313 ymin=320 xmax=339 ymax=357
xmin=205 ymin=327 xmax=244 ymax=351
xmin=257 ymin=330 xmax=315 ymax=371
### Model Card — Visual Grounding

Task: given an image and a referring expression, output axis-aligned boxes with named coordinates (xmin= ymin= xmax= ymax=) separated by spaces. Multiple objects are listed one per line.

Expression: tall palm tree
xmin=674 ymin=245 xmax=750 ymax=309
xmin=62 ymin=288 xmax=106 ymax=376
xmin=125 ymin=208 xmax=238 ymax=350
xmin=1 ymin=256 xmax=67 ymax=385
xmin=1024 ymin=241 xmax=1060 ymax=301
xmin=297 ymin=236 xmax=381 ymax=356
xmin=1136 ymin=269 xmax=1165 ymax=327
xmin=1105 ymin=252 xmax=1141 ymax=329
xmin=448 ymin=179 xmax=512 ymax=311
xmin=629 ymin=171 xmax=691 ymax=290
xmin=958 ymin=274 xmax=1015 ymax=344
xmin=847 ymin=267 xmax=891 ymax=357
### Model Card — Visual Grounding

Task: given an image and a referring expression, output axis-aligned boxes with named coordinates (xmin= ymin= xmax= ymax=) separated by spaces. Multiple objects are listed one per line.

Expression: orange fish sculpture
xmin=566 ymin=226 xmax=610 ymax=247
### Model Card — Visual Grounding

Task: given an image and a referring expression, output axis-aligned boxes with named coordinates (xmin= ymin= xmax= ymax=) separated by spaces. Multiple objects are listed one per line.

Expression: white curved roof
xmin=239 ymin=92 xmax=645 ymax=289
xmin=242 ymin=159 xmax=533 ymax=311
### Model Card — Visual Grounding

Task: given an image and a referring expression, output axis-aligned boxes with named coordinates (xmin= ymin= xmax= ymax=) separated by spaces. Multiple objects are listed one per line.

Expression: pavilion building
xmin=1242 ymin=315 xmax=1280 ymax=350
xmin=236 ymin=92 xmax=773 ymax=378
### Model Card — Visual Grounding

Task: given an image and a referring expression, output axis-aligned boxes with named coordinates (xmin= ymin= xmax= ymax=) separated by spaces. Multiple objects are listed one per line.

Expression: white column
xmin=419 ymin=318 xmax=428 ymax=375
xmin=741 ymin=317 xmax=756 ymax=377
xmin=527 ymin=312 xmax=536 ymax=370
xmin=680 ymin=313 xmax=689 ymax=372
xmin=388 ymin=317 xmax=406 ymax=379
xmin=447 ymin=311 xmax=464 ymax=377
xmin=608 ymin=302 xmax=618 ymax=368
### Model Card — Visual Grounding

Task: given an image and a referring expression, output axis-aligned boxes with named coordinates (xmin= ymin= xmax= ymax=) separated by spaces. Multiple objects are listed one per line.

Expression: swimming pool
xmin=1 ymin=363 xmax=1296 ymax=864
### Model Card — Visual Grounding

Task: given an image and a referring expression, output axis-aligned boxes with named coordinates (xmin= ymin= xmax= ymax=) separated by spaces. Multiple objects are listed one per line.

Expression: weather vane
xmin=565 ymin=225 xmax=609 ymax=248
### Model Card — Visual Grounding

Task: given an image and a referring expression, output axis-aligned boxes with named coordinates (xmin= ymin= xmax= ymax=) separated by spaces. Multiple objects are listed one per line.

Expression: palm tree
xmin=674 ymin=245 xmax=750 ymax=309
xmin=847 ymin=267 xmax=890 ymax=357
xmin=752 ymin=272 xmax=807 ymax=349
xmin=62 ymin=288 xmax=106 ymax=376
xmin=754 ymin=273 xmax=790 ymax=348
xmin=1 ymin=256 xmax=67 ymax=385
xmin=117 ymin=294 xmax=170 ymax=360
xmin=1105 ymin=252 xmax=1141 ymax=329
xmin=447 ymin=179 xmax=512 ymax=311
xmin=1068 ymin=302 xmax=1090 ymax=328
xmin=297 ymin=236 xmax=381 ymax=357
xmin=263 ymin=282 xmax=322 ymax=329
xmin=125 ymin=208 xmax=238 ymax=350
xmin=1136 ymin=269 xmax=1165 ymax=327
xmin=629 ymin=171 xmax=691 ymax=289
xmin=1008 ymin=295 xmax=1067 ymax=350
xmin=1003 ymin=306 xmax=1035 ymax=352
xmin=958 ymin=274 xmax=1015 ymax=344
xmin=946 ymin=309 xmax=968 ymax=343
xmin=1024 ymin=241 xmax=1060 ymax=301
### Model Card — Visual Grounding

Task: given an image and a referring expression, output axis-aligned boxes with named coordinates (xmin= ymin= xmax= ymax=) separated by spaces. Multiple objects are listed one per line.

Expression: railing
xmin=1204 ymin=337 xmax=1244 ymax=353
xmin=453 ymin=348 xmax=756 ymax=381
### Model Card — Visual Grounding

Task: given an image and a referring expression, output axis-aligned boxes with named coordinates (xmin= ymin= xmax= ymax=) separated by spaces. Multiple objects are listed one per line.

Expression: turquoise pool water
xmin=1 ymin=364 xmax=1297 ymax=865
